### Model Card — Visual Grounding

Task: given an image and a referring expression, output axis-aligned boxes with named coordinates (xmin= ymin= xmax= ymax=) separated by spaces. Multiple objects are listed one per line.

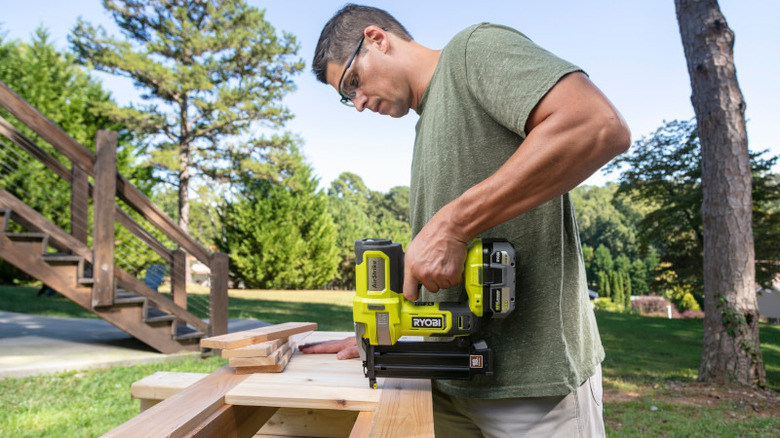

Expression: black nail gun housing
xmin=363 ymin=337 xmax=492 ymax=388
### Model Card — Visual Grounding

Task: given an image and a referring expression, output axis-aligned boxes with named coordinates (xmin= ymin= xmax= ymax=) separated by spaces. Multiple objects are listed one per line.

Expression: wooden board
xmin=225 ymin=349 xmax=381 ymax=411
xmin=233 ymin=342 xmax=294 ymax=373
xmin=222 ymin=338 xmax=285 ymax=358
xmin=131 ymin=372 xmax=209 ymax=401
xmin=369 ymin=378 xmax=434 ymax=437
xmin=257 ymin=409 xmax=359 ymax=438
xmin=104 ymin=365 xmax=249 ymax=438
xmin=228 ymin=340 xmax=291 ymax=366
xmin=201 ymin=322 xmax=317 ymax=350
xmin=122 ymin=331 xmax=434 ymax=438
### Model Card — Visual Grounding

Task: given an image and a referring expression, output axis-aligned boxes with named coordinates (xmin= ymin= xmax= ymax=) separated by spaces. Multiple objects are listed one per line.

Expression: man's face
xmin=326 ymin=35 xmax=412 ymax=118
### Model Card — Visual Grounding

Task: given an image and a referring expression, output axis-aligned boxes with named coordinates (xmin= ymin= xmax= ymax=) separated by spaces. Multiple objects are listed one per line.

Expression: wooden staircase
xmin=0 ymin=80 xmax=228 ymax=354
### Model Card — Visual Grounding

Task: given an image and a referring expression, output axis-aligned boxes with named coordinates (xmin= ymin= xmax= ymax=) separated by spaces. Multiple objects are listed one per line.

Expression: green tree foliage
xmin=606 ymin=119 xmax=780 ymax=298
xmin=572 ymin=184 xmax=640 ymax=258
xmin=582 ymin=244 xmax=594 ymax=276
xmin=0 ymin=27 xmax=155 ymax=281
xmin=622 ymin=271 xmax=632 ymax=309
xmin=611 ymin=270 xmax=624 ymax=310
xmin=219 ymin=146 xmax=338 ymax=289
xmin=598 ymin=270 xmax=611 ymax=299
xmin=572 ymin=185 xmax=657 ymax=297
xmin=593 ymin=244 xmax=614 ymax=276
xmin=327 ymin=173 xmax=411 ymax=288
xmin=70 ymin=0 xmax=305 ymax=234
xmin=630 ymin=258 xmax=650 ymax=295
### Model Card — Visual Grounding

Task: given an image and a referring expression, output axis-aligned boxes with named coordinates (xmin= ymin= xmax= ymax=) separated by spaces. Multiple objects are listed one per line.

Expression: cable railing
xmin=0 ymin=79 xmax=228 ymax=340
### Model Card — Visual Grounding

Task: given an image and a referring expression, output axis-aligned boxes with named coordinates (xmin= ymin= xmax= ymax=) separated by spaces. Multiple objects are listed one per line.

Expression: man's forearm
xmin=443 ymin=73 xmax=630 ymax=242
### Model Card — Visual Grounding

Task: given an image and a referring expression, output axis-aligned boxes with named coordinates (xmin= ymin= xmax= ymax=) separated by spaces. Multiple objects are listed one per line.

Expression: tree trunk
xmin=674 ymin=0 xmax=765 ymax=387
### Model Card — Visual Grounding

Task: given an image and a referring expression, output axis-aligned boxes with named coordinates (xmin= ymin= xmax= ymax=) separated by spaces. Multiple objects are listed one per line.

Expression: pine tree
xmin=676 ymin=0 xmax=766 ymax=386
xmin=70 ymin=0 xmax=304 ymax=242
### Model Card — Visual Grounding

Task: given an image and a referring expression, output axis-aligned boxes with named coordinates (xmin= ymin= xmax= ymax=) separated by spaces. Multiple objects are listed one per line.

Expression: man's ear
xmin=364 ymin=25 xmax=389 ymax=54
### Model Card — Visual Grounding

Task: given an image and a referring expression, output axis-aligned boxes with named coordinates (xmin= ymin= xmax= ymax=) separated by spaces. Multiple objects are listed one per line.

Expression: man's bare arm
xmin=403 ymin=72 xmax=631 ymax=300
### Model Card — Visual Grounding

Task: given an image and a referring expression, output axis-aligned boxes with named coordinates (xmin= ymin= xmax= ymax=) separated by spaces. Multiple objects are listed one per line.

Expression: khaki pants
xmin=432 ymin=365 xmax=605 ymax=438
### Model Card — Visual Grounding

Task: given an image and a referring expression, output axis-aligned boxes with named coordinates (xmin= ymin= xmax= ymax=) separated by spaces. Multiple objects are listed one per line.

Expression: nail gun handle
xmin=355 ymin=238 xmax=405 ymax=295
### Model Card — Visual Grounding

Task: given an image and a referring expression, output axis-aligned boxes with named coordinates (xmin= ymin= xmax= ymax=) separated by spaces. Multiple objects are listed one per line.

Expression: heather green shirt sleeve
xmin=463 ymin=23 xmax=581 ymax=137
xmin=411 ymin=23 xmax=604 ymax=399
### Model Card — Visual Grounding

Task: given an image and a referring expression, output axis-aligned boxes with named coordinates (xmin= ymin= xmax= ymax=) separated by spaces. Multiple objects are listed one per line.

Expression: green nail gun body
xmin=353 ymin=238 xmax=516 ymax=388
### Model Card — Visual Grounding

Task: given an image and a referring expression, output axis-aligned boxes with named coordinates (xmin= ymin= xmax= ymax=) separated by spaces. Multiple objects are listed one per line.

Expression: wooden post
xmin=172 ymin=249 xmax=187 ymax=323
xmin=92 ymin=130 xmax=117 ymax=308
xmin=209 ymin=252 xmax=229 ymax=337
xmin=70 ymin=165 xmax=89 ymax=246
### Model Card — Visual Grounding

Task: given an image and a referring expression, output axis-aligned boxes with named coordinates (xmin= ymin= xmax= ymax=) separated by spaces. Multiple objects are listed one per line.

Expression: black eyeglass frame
xmin=338 ymin=28 xmax=387 ymax=106
xmin=338 ymin=36 xmax=365 ymax=106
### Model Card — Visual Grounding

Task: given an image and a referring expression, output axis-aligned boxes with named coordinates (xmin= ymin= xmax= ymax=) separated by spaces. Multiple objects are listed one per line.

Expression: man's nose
xmin=353 ymin=93 xmax=368 ymax=112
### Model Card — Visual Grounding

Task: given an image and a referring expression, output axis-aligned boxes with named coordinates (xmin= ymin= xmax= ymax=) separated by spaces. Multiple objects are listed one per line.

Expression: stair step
xmin=42 ymin=253 xmax=83 ymax=264
xmin=174 ymin=324 xmax=204 ymax=341
xmin=114 ymin=291 xmax=146 ymax=305
xmin=6 ymin=232 xmax=48 ymax=243
xmin=145 ymin=307 xmax=176 ymax=324
xmin=78 ymin=277 xmax=94 ymax=286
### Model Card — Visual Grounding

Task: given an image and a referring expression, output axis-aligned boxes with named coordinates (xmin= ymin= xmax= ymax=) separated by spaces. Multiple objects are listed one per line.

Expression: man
xmin=300 ymin=4 xmax=630 ymax=436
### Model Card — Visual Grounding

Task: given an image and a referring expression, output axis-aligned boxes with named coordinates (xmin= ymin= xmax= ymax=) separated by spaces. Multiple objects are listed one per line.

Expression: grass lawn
xmin=597 ymin=312 xmax=780 ymax=437
xmin=1 ymin=285 xmax=779 ymax=436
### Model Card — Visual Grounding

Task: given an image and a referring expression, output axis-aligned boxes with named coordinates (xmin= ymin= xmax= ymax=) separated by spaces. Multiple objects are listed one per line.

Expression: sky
xmin=2 ymin=1 xmax=778 ymax=193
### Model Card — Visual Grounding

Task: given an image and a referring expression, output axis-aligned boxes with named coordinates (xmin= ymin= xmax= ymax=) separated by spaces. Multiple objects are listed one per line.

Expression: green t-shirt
xmin=410 ymin=23 xmax=605 ymax=398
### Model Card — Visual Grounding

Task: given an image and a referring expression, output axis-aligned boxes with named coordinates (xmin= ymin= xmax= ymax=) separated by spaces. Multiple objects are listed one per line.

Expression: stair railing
xmin=0 ymin=79 xmax=228 ymax=338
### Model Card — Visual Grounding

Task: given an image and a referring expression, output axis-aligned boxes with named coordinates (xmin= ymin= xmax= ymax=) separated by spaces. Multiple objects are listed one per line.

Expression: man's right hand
xmin=297 ymin=336 xmax=359 ymax=360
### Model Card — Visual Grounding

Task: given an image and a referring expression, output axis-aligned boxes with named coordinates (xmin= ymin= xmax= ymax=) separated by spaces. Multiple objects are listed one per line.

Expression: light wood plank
xmin=201 ymin=322 xmax=317 ymax=350
xmin=104 ymin=366 xmax=248 ymax=438
xmin=230 ymin=340 xmax=292 ymax=367
xmin=222 ymin=338 xmax=285 ymax=358
xmin=349 ymin=411 xmax=375 ymax=438
xmin=132 ymin=374 xmax=359 ymax=438
xmin=226 ymin=381 xmax=380 ymax=411
xmin=131 ymin=372 xmax=209 ymax=401
xmin=226 ymin=348 xmax=380 ymax=411
xmin=233 ymin=343 xmax=294 ymax=373
xmin=258 ymin=409 xmax=359 ymax=438
xmin=369 ymin=379 xmax=434 ymax=437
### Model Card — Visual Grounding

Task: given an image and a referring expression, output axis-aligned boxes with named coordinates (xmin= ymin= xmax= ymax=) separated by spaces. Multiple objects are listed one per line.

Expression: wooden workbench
xmin=105 ymin=331 xmax=434 ymax=437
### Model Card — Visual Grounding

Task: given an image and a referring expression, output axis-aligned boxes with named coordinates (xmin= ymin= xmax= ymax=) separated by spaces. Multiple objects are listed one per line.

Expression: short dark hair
xmin=312 ymin=4 xmax=413 ymax=84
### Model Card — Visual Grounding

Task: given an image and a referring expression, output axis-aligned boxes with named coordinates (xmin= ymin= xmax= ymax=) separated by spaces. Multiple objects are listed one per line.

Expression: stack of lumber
xmin=200 ymin=322 xmax=317 ymax=375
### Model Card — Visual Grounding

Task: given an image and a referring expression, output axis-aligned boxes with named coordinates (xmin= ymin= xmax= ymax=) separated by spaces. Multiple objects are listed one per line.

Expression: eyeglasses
xmin=338 ymin=35 xmax=365 ymax=107
xmin=338 ymin=28 xmax=387 ymax=107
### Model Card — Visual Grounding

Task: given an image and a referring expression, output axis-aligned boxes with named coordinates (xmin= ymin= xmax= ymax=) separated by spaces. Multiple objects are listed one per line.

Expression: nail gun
xmin=353 ymin=238 xmax=516 ymax=388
